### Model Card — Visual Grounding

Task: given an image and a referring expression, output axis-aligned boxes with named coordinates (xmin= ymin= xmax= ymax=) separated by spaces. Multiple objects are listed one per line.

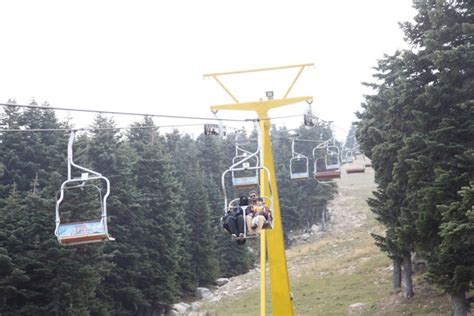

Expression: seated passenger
xmin=248 ymin=190 xmax=258 ymax=205
xmin=246 ymin=197 xmax=272 ymax=235
xmin=223 ymin=195 xmax=248 ymax=243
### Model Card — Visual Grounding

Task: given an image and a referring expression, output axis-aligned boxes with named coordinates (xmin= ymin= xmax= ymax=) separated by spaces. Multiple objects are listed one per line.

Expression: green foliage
xmin=357 ymin=0 xmax=473 ymax=310
xmin=0 ymin=104 xmax=337 ymax=313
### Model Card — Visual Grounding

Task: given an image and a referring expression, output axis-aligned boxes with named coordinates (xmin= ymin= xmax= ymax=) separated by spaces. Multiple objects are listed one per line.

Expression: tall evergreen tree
xmin=128 ymin=118 xmax=185 ymax=312
xmin=358 ymin=0 xmax=473 ymax=313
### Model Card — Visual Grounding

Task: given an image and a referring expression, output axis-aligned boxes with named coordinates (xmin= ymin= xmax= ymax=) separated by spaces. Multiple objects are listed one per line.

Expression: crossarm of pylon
xmin=210 ymin=96 xmax=313 ymax=115
xmin=203 ymin=63 xmax=314 ymax=77
xmin=210 ymin=75 xmax=240 ymax=104
xmin=284 ymin=65 xmax=307 ymax=99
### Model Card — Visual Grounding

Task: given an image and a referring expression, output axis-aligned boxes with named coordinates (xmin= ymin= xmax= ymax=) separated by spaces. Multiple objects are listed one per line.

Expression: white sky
xmin=0 ymin=0 xmax=416 ymax=140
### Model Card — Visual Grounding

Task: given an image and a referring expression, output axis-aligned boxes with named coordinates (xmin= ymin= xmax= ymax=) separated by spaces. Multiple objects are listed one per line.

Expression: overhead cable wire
xmin=272 ymin=136 xmax=324 ymax=143
xmin=1 ymin=102 xmax=352 ymax=132
xmin=263 ymin=114 xmax=304 ymax=121
xmin=0 ymin=123 xmax=207 ymax=133
xmin=0 ymin=103 xmax=252 ymax=122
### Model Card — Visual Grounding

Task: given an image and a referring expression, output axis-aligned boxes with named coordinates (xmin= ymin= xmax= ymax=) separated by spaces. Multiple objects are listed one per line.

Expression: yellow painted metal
xmin=209 ymin=102 xmax=297 ymax=315
xmin=283 ymin=65 xmax=306 ymax=99
xmin=260 ymin=229 xmax=266 ymax=316
xmin=210 ymin=75 xmax=240 ymax=104
xmin=206 ymin=63 xmax=312 ymax=316
xmin=258 ymin=116 xmax=293 ymax=316
xmin=203 ymin=63 xmax=314 ymax=77
xmin=210 ymin=96 xmax=313 ymax=115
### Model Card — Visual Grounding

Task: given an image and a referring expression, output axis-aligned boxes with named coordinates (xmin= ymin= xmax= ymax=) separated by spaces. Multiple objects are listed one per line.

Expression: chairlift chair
xmin=55 ymin=131 xmax=114 ymax=246
xmin=303 ymin=100 xmax=315 ymax=127
xmin=204 ymin=124 xmax=219 ymax=136
xmin=344 ymin=150 xmax=354 ymax=163
xmin=204 ymin=112 xmax=226 ymax=136
xmin=345 ymin=152 xmax=366 ymax=174
xmin=289 ymin=138 xmax=309 ymax=180
xmin=231 ymin=141 xmax=260 ymax=189
xmin=313 ymin=142 xmax=341 ymax=182
xmin=344 ymin=147 xmax=365 ymax=173
xmin=346 ymin=164 xmax=366 ymax=174
xmin=223 ymin=189 xmax=274 ymax=240
xmin=220 ymin=125 xmax=274 ymax=240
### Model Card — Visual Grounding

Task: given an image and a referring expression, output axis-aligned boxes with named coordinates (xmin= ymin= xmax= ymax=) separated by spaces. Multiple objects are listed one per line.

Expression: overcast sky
xmin=0 ymin=0 xmax=416 ymax=140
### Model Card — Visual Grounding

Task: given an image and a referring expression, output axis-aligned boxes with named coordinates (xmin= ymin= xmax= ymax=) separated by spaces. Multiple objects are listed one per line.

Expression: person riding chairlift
xmin=223 ymin=195 xmax=248 ymax=244
xmin=246 ymin=197 xmax=272 ymax=236
xmin=248 ymin=190 xmax=258 ymax=205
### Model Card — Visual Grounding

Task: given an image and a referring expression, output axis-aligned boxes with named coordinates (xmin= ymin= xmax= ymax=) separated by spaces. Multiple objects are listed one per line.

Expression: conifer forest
xmin=0 ymin=0 xmax=473 ymax=315
xmin=0 ymin=103 xmax=338 ymax=314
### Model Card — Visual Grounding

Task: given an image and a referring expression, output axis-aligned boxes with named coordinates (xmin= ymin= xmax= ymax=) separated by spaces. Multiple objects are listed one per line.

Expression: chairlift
xmin=344 ymin=144 xmax=366 ymax=173
xmin=220 ymin=125 xmax=274 ymax=240
xmin=313 ymin=140 xmax=341 ymax=183
xmin=54 ymin=131 xmax=114 ymax=246
xmin=346 ymin=163 xmax=366 ymax=174
xmin=345 ymin=150 xmax=366 ymax=174
xmin=204 ymin=124 xmax=219 ymax=136
xmin=225 ymin=194 xmax=274 ymax=240
xmin=204 ymin=112 xmax=226 ymax=136
xmin=231 ymin=136 xmax=260 ymax=189
xmin=290 ymin=138 xmax=309 ymax=180
xmin=304 ymin=100 xmax=315 ymax=127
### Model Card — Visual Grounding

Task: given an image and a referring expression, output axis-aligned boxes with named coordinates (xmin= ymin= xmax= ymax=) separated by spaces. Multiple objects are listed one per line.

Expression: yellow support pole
xmin=260 ymin=230 xmax=266 ymax=316
xmin=258 ymin=114 xmax=293 ymax=316
xmin=205 ymin=63 xmax=313 ymax=316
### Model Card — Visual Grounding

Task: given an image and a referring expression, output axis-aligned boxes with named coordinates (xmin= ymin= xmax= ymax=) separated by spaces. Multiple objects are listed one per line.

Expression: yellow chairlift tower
xmin=204 ymin=63 xmax=313 ymax=315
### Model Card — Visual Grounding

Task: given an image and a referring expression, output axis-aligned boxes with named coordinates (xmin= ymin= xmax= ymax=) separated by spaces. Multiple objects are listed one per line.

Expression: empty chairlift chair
xmin=290 ymin=138 xmax=309 ymax=180
xmin=55 ymin=131 xmax=114 ymax=246
xmin=313 ymin=143 xmax=341 ymax=182
xmin=231 ymin=137 xmax=260 ymax=189
xmin=346 ymin=163 xmax=366 ymax=174
xmin=345 ymin=150 xmax=366 ymax=174
xmin=232 ymin=161 xmax=259 ymax=189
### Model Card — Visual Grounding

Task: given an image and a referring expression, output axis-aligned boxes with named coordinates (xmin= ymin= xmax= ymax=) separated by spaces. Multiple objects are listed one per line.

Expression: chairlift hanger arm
xmin=291 ymin=138 xmax=307 ymax=159
xmin=211 ymin=96 xmax=313 ymax=116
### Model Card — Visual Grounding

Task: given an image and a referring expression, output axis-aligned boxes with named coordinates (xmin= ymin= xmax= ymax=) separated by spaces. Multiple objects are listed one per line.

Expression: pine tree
xmin=358 ymin=0 xmax=473 ymax=312
xmin=196 ymin=132 xmax=254 ymax=277
xmin=128 ymin=118 xmax=185 ymax=311
xmin=166 ymin=131 xmax=219 ymax=288
xmin=428 ymin=183 xmax=474 ymax=315
xmin=0 ymin=107 xmax=112 ymax=314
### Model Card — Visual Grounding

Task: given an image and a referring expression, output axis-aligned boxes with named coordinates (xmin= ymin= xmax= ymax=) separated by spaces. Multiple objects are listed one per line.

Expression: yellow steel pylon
xmin=204 ymin=63 xmax=313 ymax=315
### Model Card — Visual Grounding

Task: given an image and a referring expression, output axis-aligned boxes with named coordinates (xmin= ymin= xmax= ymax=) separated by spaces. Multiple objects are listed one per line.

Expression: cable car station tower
xmin=204 ymin=63 xmax=313 ymax=315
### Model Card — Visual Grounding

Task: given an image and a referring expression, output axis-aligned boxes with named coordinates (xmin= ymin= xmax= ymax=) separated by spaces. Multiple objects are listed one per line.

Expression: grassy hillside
xmin=198 ymin=160 xmax=451 ymax=315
